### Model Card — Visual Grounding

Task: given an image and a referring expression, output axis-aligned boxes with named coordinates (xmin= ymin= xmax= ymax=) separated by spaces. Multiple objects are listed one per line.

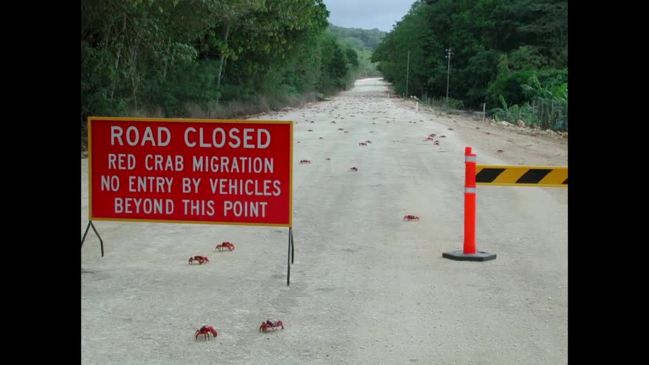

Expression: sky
xmin=323 ymin=0 xmax=415 ymax=32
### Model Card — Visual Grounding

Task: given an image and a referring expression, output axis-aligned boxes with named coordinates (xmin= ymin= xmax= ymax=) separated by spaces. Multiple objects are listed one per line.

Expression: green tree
xmin=372 ymin=0 xmax=567 ymax=126
xmin=82 ymin=0 xmax=362 ymax=123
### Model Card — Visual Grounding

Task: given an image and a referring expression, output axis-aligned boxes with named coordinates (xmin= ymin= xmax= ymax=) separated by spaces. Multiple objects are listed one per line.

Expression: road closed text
xmin=110 ymin=125 xmax=271 ymax=149
xmin=89 ymin=118 xmax=292 ymax=226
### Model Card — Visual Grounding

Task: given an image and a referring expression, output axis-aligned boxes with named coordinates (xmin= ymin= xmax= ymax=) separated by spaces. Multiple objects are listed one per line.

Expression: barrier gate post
xmin=443 ymin=146 xmax=496 ymax=262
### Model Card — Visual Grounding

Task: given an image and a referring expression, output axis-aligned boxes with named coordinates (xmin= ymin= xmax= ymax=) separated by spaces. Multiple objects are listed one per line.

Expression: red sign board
xmin=88 ymin=117 xmax=293 ymax=226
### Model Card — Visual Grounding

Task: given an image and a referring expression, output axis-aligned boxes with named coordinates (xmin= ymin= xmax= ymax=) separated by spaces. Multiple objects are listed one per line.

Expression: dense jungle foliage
xmin=372 ymin=0 xmax=568 ymax=130
xmin=329 ymin=25 xmax=386 ymax=77
xmin=81 ymin=0 xmax=368 ymax=126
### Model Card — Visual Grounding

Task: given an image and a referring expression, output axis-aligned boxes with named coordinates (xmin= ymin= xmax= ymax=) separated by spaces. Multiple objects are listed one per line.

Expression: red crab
xmin=350 ymin=167 xmax=358 ymax=172
xmin=403 ymin=215 xmax=420 ymax=222
xmin=259 ymin=320 xmax=284 ymax=333
xmin=195 ymin=325 xmax=218 ymax=340
xmin=188 ymin=256 xmax=209 ymax=264
xmin=300 ymin=160 xmax=311 ymax=164
xmin=215 ymin=242 xmax=235 ymax=251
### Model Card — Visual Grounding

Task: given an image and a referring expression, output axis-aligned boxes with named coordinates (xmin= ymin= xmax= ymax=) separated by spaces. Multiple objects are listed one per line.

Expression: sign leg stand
xmin=81 ymin=220 xmax=105 ymax=257
xmin=286 ymin=227 xmax=295 ymax=286
xmin=290 ymin=227 xmax=294 ymax=264
xmin=287 ymin=227 xmax=293 ymax=286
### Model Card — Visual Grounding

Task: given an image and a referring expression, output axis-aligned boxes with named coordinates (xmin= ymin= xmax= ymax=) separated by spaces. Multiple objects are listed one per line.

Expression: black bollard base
xmin=442 ymin=250 xmax=496 ymax=262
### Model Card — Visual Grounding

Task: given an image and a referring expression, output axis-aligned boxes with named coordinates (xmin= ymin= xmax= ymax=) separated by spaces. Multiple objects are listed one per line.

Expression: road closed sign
xmin=87 ymin=117 xmax=293 ymax=226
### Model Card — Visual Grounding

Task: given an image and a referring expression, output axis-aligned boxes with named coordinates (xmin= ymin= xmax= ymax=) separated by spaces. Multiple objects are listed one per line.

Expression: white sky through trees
xmin=323 ymin=0 xmax=415 ymax=31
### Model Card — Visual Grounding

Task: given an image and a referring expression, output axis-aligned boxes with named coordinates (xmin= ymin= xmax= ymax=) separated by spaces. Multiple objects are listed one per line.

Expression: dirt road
xmin=82 ymin=78 xmax=567 ymax=364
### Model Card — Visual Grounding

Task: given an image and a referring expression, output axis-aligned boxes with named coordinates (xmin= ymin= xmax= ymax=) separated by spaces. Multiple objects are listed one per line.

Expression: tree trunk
xmin=216 ymin=24 xmax=231 ymax=97
xmin=110 ymin=47 xmax=121 ymax=101
xmin=129 ymin=45 xmax=139 ymax=112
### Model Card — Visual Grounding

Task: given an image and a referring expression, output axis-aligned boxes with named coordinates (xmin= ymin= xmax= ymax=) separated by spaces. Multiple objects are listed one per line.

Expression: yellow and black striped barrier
xmin=475 ymin=165 xmax=567 ymax=187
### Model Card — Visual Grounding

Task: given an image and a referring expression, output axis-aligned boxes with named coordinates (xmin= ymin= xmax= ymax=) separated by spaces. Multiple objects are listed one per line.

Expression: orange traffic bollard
xmin=464 ymin=146 xmax=477 ymax=254
xmin=442 ymin=147 xmax=496 ymax=262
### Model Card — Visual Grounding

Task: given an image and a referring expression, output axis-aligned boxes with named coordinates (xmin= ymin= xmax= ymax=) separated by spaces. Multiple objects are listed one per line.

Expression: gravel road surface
xmin=82 ymin=78 xmax=567 ymax=364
